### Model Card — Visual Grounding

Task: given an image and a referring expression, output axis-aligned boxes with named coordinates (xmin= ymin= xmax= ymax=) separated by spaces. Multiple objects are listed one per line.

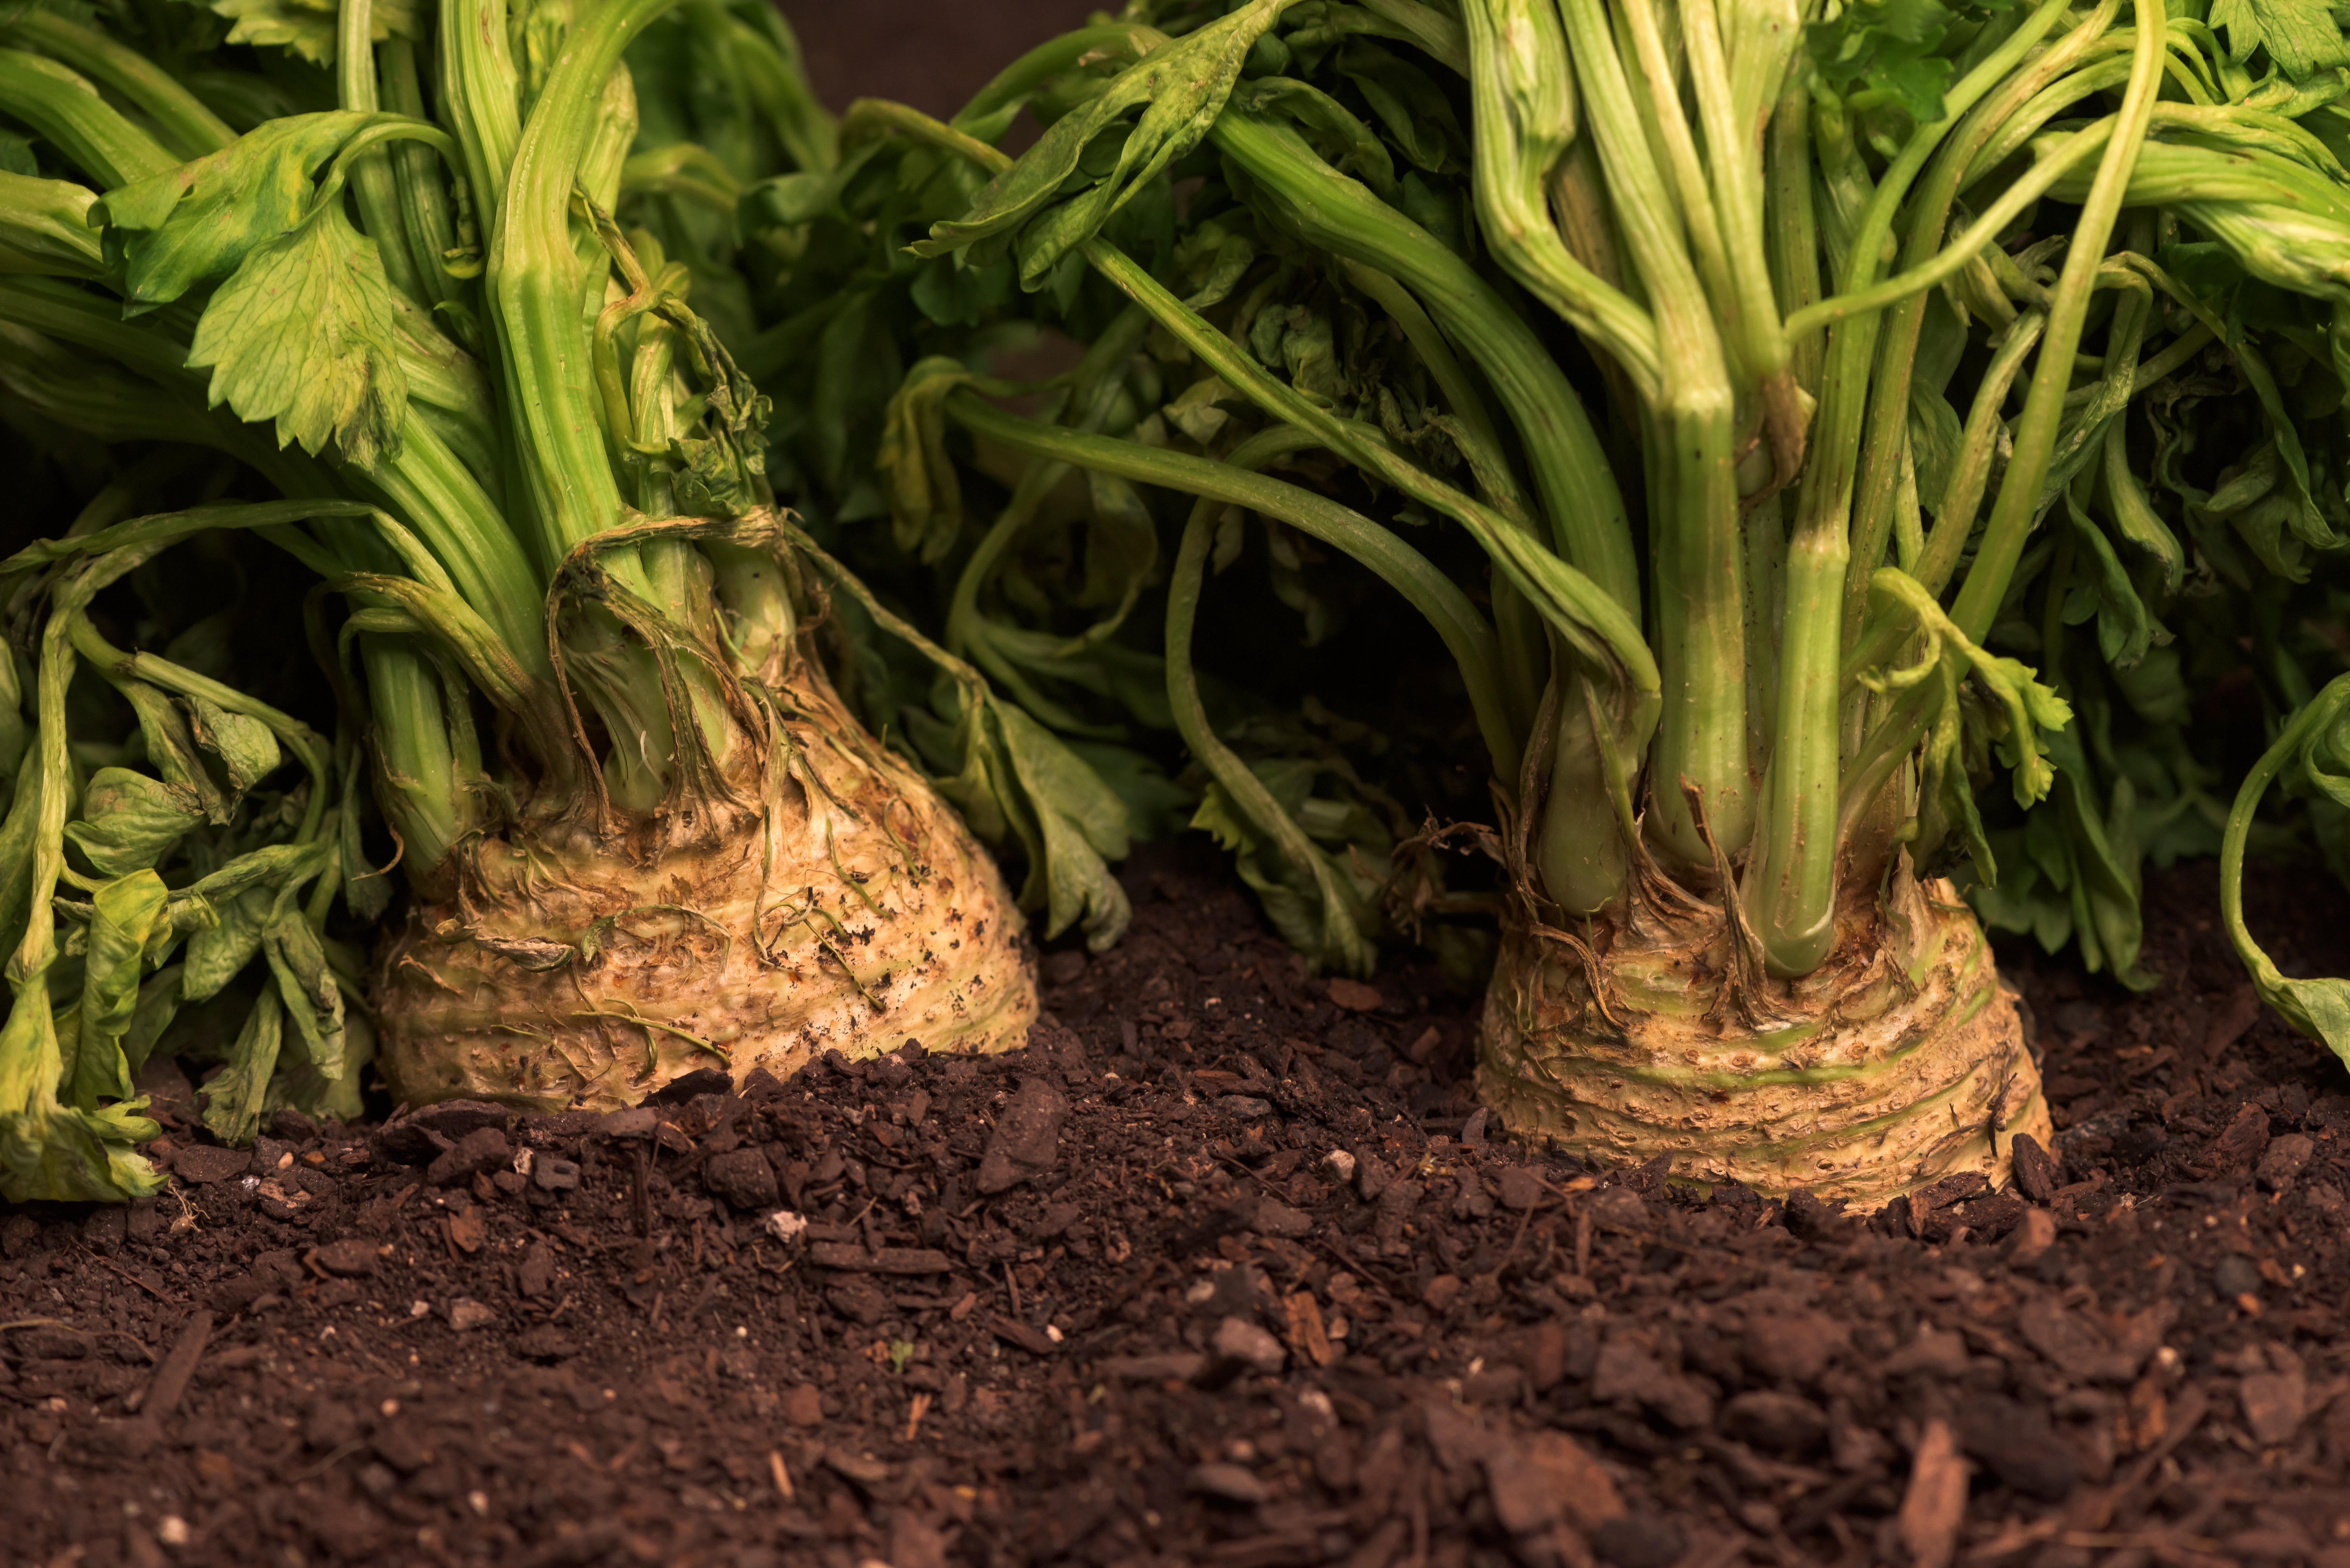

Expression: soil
xmin=779 ymin=1 xmax=1101 ymax=119
xmin=5 ymin=845 xmax=2349 ymax=1568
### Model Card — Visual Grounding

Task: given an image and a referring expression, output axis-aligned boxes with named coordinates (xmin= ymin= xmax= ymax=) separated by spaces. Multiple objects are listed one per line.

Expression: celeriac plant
xmin=0 ymin=0 xmax=1119 ymax=1199
xmin=825 ymin=0 xmax=2350 ymax=1201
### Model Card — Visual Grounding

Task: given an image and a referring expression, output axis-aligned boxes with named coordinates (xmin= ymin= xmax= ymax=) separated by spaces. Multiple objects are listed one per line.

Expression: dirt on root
xmin=4 ymin=842 xmax=2350 ymax=1568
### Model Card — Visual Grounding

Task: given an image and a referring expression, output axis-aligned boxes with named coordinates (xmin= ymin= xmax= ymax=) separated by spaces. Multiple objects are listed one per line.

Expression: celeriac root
xmin=376 ymin=655 xmax=1034 ymax=1109
xmin=1479 ymin=857 xmax=2050 ymax=1206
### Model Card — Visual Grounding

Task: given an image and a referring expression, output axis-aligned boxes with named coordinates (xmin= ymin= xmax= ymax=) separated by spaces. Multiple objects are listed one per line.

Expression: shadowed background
xmin=781 ymin=1 xmax=1104 ymax=119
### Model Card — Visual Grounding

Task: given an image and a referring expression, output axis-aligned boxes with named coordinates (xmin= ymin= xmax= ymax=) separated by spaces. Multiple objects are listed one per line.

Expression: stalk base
xmin=376 ymin=660 xmax=1035 ymax=1109
xmin=1479 ymin=861 xmax=2049 ymax=1206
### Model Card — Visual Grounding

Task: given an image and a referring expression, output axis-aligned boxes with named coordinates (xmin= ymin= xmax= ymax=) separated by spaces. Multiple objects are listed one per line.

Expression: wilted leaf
xmin=0 ymin=973 xmax=165 ymax=1203
xmin=878 ymin=357 xmax=977 ymax=565
xmin=64 ymin=768 xmax=205 ymax=877
xmin=993 ymin=703 xmax=1133 ymax=950
xmin=263 ymin=909 xmax=347 ymax=1081
xmin=183 ymin=884 xmax=271 ymax=1004
xmin=75 ymin=871 xmax=170 ymax=1104
xmin=187 ymin=694 xmax=282 ymax=798
xmin=199 ymin=985 xmax=282 ymax=1145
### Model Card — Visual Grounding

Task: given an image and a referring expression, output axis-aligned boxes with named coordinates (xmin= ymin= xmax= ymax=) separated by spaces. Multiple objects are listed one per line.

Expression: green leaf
xmin=187 ymin=198 xmax=410 ymax=467
xmin=1806 ymin=0 xmax=1966 ymax=124
xmin=912 ymin=0 xmax=1298 ymax=285
xmin=992 ymin=702 xmax=1133 ymax=951
xmin=74 ymin=871 xmax=169 ymax=1105
xmin=2061 ymin=491 xmax=2159 ymax=670
xmin=2212 ymin=0 xmax=2350 ymax=76
xmin=97 ymin=110 xmax=371 ymax=307
xmin=197 ymin=0 xmax=420 ymax=67
xmin=64 ymin=767 xmax=205 ymax=877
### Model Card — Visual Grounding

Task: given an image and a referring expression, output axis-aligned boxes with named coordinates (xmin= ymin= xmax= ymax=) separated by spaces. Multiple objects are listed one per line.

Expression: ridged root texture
xmin=376 ymin=659 xmax=1035 ymax=1110
xmin=1478 ymin=860 xmax=2051 ymax=1207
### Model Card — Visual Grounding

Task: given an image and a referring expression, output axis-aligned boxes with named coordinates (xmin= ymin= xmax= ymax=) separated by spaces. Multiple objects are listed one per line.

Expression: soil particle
xmin=974 ymin=1075 xmax=1069 ymax=1194
xmin=5 ymin=850 xmax=2350 ymax=1566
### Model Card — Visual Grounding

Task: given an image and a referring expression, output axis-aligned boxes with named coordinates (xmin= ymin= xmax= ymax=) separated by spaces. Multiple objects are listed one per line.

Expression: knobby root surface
xmin=375 ymin=659 xmax=1034 ymax=1111
xmin=1480 ymin=863 xmax=2052 ymax=1205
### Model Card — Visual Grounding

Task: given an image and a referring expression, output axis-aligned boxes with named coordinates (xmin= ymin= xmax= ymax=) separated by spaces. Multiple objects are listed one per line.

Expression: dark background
xmin=779 ymin=1 xmax=1103 ymax=119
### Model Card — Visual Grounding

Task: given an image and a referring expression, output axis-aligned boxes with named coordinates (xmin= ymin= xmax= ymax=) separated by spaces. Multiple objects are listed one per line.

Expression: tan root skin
xmin=1479 ymin=860 xmax=2051 ymax=1207
xmin=377 ymin=656 xmax=1035 ymax=1111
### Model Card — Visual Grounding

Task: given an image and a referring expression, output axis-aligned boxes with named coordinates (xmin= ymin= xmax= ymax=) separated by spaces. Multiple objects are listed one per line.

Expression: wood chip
xmin=988 ymin=1316 xmax=1057 ymax=1356
xmin=1898 ymin=1418 xmax=1968 ymax=1568
xmin=140 ymin=1310 xmax=214 ymax=1424
xmin=1283 ymin=1290 xmax=1337 ymax=1367
xmin=806 ymin=1244 xmax=953 ymax=1274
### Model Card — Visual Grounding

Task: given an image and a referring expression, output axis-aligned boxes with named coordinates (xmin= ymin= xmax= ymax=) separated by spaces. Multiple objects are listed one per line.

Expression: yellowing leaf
xmin=64 ymin=768 xmax=205 ymax=876
xmin=99 ymin=110 xmax=371 ymax=306
xmin=188 ymin=200 xmax=410 ymax=467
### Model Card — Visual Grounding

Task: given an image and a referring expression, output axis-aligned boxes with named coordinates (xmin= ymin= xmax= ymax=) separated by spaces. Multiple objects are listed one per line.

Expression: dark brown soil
xmin=5 ymin=845 xmax=2349 ymax=1568
xmin=779 ymin=1 xmax=1101 ymax=119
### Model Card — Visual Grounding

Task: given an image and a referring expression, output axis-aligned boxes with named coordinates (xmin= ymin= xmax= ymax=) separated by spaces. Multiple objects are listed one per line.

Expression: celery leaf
xmin=100 ymin=109 xmax=370 ymax=306
xmin=187 ymin=199 xmax=410 ymax=466
xmin=196 ymin=0 xmax=419 ymax=67
xmin=2211 ymin=0 xmax=2350 ymax=77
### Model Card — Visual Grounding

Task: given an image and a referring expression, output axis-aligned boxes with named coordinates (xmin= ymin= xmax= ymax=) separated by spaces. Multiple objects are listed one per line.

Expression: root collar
xmin=376 ymin=659 xmax=1034 ymax=1109
xmin=1479 ymin=858 xmax=2050 ymax=1206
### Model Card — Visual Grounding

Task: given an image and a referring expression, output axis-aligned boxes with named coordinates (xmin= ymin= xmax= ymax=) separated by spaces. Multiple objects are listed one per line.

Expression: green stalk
xmin=1766 ymin=73 xmax=1822 ymax=397
xmin=1208 ymin=112 xmax=1640 ymax=614
xmin=1548 ymin=0 xmax=1748 ymax=869
xmin=1838 ymin=0 xmax=2120 ymax=651
xmin=1165 ymin=428 xmax=1377 ymax=977
xmin=1950 ymin=0 xmax=2167 ymax=643
xmin=1337 ymin=259 xmax=1544 ymax=738
xmin=943 ymin=309 xmax=1144 ymax=721
xmin=338 ymin=0 xmax=430 ymax=309
xmin=1743 ymin=0 xmax=2089 ymax=973
xmin=1460 ymin=0 xmax=1662 ymax=397
xmin=363 ymin=419 xmax=551 ymax=674
xmin=439 ymin=0 xmax=523 ymax=240
xmin=487 ymin=0 xmax=681 ymax=569
xmin=377 ymin=39 xmax=467 ymax=314
xmin=874 ymin=99 xmax=1648 ymax=703
xmin=2220 ymin=673 xmax=2350 ymax=1063
xmin=361 ymin=638 xmax=466 ymax=869
xmin=946 ymin=393 xmax=1517 ymax=777
xmin=0 ymin=49 xmax=178 ymax=185
xmin=0 ymin=11 xmax=233 ymax=159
